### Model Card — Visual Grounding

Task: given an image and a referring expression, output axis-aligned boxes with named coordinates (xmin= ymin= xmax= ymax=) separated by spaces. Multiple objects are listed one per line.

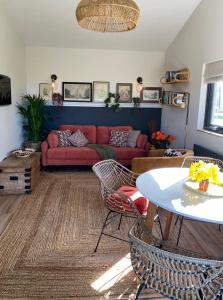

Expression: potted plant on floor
xmin=17 ymin=94 xmax=47 ymax=151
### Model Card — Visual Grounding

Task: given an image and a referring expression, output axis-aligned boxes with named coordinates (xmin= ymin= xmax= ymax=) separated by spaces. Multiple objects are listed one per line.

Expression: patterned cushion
xmin=109 ymin=130 xmax=129 ymax=148
xmin=68 ymin=129 xmax=89 ymax=147
xmin=56 ymin=130 xmax=72 ymax=147
xmin=127 ymin=130 xmax=141 ymax=148
xmin=163 ymin=149 xmax=186 ymax=157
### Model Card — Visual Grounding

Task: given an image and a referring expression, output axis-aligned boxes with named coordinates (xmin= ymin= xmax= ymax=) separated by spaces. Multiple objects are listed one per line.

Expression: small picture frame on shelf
xmin=62 ymin=82 xmax=92 ymax=102
xmin=140 ymin=87 xmax=162 ymax=103
xmin=116 ymin=83 xmax=132 ymax=103
xmin=93 ymin=81 xmax=110 ymax=102
xmin=39 ymin=83 xmax=52 ymax=101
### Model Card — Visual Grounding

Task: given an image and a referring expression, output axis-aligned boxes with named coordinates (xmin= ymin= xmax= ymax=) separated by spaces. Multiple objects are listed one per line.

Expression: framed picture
xmin=93 ymin=81 xmax=110 ymax=102
xmin=62 ymin=82 xmax=92 ymax=102
xmin=140 ymin=87 xmax=162 ymax=103
xmin=39 ymin=83 xmax=52 ymax=101
xmin=116 ymin=83 xmax=132 ymax=103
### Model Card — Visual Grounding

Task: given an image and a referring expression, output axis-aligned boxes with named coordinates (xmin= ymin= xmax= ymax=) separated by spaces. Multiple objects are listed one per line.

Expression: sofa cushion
xmin=127 ymin=130 xmax=141 ymax=148
xmin=47 ymin=147 xmax=100 ymax=160
xmin=59 ymin=125 xmax=96 ymax=144
xmin=47 ymin=132 xmax=59 ymax=148
xmin=109 ymin=146 xmax=146 ymax=160
xmin=136 ymin=134 xmax=147 ymax=149
xmin=109 ymin=130 xmax=129 ymax=147
xmin=57 ymin=130 xmax=72 ymax=147
xmin=68 ymin=130 xmax=89 ymax=147
xmin=97 ymin=126 xmax=132 ymax=144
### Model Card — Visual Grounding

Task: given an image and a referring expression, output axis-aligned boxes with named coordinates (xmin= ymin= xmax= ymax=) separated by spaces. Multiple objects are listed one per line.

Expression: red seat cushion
xmin=112 ymin=186 xmax=149 ymax=215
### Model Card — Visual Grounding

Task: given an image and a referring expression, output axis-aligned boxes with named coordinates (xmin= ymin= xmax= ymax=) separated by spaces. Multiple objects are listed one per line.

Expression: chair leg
xmin=135 ymin=282 xmax=146 ymax=300
xmin=118 ymin=214 xmax=122 ymax=230
xmin=94 ymin=210 xmax=112 ymax=253
xmin=175 ymin=215 xmax=180 ymax=226
xmin=219 ymin=224 xmax=221 ymax=232
xmin=176 ymin=216 xmax=184 ymax=246
xmin=157 ymin=215 xmax=163 ymax=240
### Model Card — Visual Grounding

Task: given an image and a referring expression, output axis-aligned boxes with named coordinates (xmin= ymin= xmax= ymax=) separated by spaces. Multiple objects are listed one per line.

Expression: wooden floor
xmin=0 ymin=170 xmax=222 ymax=299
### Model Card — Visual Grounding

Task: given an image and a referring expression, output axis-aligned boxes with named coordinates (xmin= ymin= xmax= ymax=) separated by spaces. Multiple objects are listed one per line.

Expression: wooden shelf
xmin=160 ymin=68 xmax=190 ymax=84
xmin=162 ymin=91 xmax=190 ymax=109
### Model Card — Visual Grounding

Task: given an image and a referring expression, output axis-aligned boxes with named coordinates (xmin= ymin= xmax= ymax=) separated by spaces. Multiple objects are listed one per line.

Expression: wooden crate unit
xmin=0 ymin=153 xmax=40 ymax=195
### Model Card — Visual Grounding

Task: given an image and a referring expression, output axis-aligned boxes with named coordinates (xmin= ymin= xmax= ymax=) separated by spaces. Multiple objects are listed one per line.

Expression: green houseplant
xmin=104 ymin=93 xmax=121 ymax=112
xmin=17 ymin=94 xmax=47 ymax=150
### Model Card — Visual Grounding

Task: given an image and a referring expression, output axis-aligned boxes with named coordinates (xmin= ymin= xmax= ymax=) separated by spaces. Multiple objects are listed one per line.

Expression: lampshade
xmin=76 ymin=0 xmax=140 ymax=33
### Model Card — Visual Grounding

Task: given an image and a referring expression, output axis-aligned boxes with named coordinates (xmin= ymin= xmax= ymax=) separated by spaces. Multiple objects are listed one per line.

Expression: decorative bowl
xmin=12 ymin=148 xmax=35 ymax=158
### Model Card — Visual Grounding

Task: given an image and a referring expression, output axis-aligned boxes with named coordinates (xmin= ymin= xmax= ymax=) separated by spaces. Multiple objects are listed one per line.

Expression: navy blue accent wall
xmin=44 ymin=106 xmax=161 ymax=137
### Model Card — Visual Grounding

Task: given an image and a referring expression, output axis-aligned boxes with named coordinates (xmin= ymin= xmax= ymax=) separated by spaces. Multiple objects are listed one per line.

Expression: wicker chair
xmin=176 ymin=156 xmax=223 ymax=245
xmin=92 ymin=159 xmax=163 ymax=252
xmin=129 ymin=217 xmax=223 ymax=300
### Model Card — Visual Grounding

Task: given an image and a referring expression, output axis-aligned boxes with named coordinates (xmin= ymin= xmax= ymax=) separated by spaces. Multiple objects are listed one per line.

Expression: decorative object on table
xmin=104 ymin=92 xmax=121 ymax=112
xmin=140 ymin=87 xmax=162 ymax=103
xmin=39 ymin=83 xmax=52 ymax=101
xmin=116 ymin=83 xmax=132 ymax=103
xmin=188 ymin=160 xmax=222 ymax=193
xmin=62 ymin=82 xmax=92 ymax=102
xmin=76 ymin=0 xmax=140 ymax=33
xmin=0 ymin=153 xmax=40 ymax=195
xmin=136 ymin=77 xmax=143 ymax=92
xmin=163 ymin=148 xmax=186 ymax=157
xmin=12 ymin=148 xmax=35 ymax=158
xmin=93 ymin=81 xmax=110 ymax=102
xmin=17 ymin=94 xmax=47 ymax=151
xmin=151 ymin=130 xmax=176 ymax=149
xmin=160 ymin=68 xmax=190 ymax=84
xmin=52 ymin=93 xmax=63 ymax=106
xmin=132 ymin=97 xmax=140 ymax=109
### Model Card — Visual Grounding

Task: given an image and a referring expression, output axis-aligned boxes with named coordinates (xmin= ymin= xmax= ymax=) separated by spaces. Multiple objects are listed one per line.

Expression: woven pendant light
xmin=76 ymin=0 xmax=140 ymax=32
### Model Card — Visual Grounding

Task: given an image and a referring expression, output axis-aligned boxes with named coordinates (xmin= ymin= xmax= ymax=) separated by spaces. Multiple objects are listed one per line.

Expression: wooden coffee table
xmin=0 ymin=153 xmax=41 ymax=195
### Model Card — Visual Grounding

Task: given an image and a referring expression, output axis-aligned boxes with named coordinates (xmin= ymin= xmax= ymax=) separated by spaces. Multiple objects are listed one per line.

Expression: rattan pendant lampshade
xmin=76 ymin=0 xmax=140 ymax=32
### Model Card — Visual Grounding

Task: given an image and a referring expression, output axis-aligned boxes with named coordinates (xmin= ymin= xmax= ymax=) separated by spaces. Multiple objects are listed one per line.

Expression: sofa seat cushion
xmin=47 ymin=147 xmax=100 ymax=160
xmin=112 ymin=186 xmax=148 ymax=215
xmin=108 ymin=146 xmax=146 ymax=160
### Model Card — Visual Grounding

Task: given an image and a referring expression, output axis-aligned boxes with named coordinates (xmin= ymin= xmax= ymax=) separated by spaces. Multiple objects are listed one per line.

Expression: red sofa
xmin=41 ymin=125 xmax=148 ymax=167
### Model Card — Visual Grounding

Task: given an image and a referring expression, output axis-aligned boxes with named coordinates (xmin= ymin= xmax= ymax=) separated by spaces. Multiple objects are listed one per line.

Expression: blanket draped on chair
xmin=87 ymin=144 xmax=116 ymax=160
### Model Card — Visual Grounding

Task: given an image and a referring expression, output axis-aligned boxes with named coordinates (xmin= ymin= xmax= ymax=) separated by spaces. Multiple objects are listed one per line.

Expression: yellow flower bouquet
xmin=189 ymin=161 xmax=222 ymax=192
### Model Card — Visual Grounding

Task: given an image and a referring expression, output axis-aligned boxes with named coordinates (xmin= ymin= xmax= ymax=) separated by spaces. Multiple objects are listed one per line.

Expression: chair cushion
xmin=109 ymin=130 xmax=129 ymax=147
xmin=115 ymin=186 xmax=148 ymax=214
xmin=68 ymin=130 xmax=89 ymax=147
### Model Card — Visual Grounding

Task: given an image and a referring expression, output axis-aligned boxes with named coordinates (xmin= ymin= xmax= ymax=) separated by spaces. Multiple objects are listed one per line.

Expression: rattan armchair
xmin=176 ymin=156 xmax=223 ymax=245
xmin=92 ymin=159 xmax=163 ymax=252
xmin=129 ymin=217 xmax=223 ymax=300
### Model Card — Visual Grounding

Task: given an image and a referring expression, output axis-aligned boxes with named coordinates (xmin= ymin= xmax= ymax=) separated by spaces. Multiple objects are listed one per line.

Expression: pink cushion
xmin=107 ymin=146 xmax=146 ymax=160
xmin=47 ymin=147 xmax=100 ymax=160
xmin=115 ymin=186 xmax=148 ymax=214
xmin=136 ymin=134 xmax=147 ymax=149
xmin=97 ymin=126 xmax=132 ymax=144
xmin=47 ymin=132 xmax=59 ymax=148
xmin=59 ymin=125 xmax=96 ymax=144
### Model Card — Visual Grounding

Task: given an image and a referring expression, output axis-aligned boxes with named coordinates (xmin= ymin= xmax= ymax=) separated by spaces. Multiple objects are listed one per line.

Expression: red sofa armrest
xmin=41 ymin=140 xmax=48 ymax=166
xmin=47 ymin=132 xmax=59 ymax=148
xmin=136 ymin=134 xmax=148 ymax=150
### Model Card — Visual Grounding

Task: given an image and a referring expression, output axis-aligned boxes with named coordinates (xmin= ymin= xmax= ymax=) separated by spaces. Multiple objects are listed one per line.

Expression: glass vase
xmin=199 ymin=179 xmax=209 ymax=192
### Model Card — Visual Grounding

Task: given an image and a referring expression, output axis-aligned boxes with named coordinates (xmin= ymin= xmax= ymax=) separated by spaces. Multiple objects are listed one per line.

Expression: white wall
xmin=161 ymin=0 xmax=223 ymax=154
xmin=26 ymin=47 xmax=164 ymax=108
xmin=0 ymin=12 xmax=26 ymax=161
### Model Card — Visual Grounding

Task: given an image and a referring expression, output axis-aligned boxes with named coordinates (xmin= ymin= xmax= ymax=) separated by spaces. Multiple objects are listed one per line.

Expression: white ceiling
xmin=1 ymin=0 xmax=201 ymax=51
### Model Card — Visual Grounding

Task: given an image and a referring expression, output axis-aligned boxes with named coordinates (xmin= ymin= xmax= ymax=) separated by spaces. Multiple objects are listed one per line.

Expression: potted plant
xmin=104 ymin=93 xmax=121 ymax=112
xmin=17 ymin=94 xmax=47 ymax=151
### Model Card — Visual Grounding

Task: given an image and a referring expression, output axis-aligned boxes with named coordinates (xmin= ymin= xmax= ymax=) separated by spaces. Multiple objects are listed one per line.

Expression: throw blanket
xmin=87 ymin=144 xmax=116 ymax=160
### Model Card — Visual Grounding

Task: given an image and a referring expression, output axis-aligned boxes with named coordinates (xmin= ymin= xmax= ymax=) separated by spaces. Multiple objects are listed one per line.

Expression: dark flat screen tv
xmin=0 ymin=74 xmax=11 ymax=105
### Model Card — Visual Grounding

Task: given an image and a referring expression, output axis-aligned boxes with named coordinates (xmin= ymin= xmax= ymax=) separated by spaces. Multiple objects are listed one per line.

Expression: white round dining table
xmin=136 ymin=167 xmax=223 ymax=239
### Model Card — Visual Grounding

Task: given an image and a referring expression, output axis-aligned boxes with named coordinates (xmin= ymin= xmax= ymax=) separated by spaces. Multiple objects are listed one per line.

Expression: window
xmin=204 ymin=82 xmax=223 ymax=133
xmin=203 ymin=59 xmax=223 ymax=134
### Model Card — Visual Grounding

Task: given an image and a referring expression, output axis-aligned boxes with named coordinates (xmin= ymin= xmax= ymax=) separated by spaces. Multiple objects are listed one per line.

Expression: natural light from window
xmin=91 ymin=253 xmax=132 ymax=292
xmin=211 ymin=82 xmax=223 ymax=127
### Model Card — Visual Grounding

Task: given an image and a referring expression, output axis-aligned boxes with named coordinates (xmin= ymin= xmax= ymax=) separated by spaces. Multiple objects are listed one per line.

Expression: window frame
xmin=204 ymin=82 xmax=223 ymax=134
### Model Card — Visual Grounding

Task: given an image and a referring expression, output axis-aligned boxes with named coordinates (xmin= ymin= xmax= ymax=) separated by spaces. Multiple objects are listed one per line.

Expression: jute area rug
xmin=0 ymin=171 xmax=163 ymax=299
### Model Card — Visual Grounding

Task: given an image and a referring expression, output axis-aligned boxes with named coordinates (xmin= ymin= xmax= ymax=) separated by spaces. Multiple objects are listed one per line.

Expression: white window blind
xmin=204 ymin=59 xmax=223 ymax=83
